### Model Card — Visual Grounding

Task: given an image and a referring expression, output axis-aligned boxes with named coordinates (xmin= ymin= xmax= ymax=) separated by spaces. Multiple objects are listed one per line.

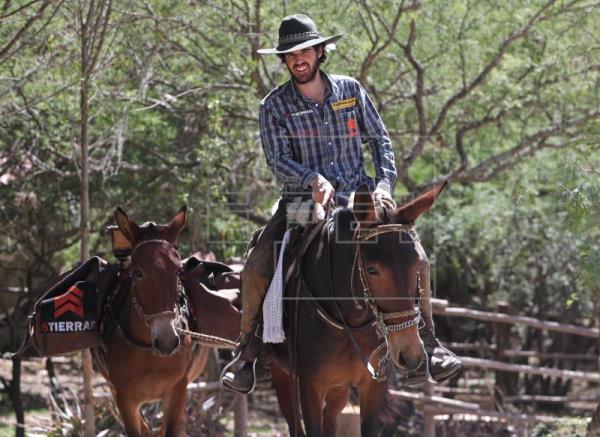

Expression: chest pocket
xmin=331 ymin=97 xmax=361 ymax=139
xmin=334 ymin=107 xmax=360 ymax=139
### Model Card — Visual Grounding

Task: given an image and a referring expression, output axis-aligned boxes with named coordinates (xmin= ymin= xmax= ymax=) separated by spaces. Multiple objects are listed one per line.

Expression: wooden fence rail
xmin=448 ymin=343 xmax=598 ymax=361
xmin=432 ymin=298 xmax=598 ymax=338
xmin=89 ymin=297 xmax=597 ymax=436
xmin=459 ymin=356 xmax=600 ymax=382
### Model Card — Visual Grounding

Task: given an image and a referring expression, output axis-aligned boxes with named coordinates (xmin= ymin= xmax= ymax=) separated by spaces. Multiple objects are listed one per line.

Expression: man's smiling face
xmin=284 ymin=46 xmax=323 ymax=84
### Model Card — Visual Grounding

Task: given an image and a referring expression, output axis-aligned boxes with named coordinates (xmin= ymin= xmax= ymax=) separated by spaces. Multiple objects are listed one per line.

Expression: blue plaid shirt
xmin=259 ymin=71 xmax=397 ymax=197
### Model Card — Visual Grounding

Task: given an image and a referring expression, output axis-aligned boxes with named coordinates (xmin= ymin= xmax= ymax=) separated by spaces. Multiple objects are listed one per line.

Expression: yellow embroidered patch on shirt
xmin=331 ymin=97 xmax=356 ymax=111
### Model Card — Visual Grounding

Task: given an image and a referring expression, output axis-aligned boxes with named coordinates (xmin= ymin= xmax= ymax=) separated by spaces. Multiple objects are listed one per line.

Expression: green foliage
xmin=419 ymin=146 xmax=597 ymax=319
xmin=0 ymin=0 xmax=598 ymax=312
xmin=533 ymin=417 xmax=589 ymax=437
xmin=558 ymin=154 xmax=600 ymax=295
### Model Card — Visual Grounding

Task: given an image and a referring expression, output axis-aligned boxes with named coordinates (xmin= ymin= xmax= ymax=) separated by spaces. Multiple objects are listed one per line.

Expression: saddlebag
xmin=29 ymin=256 xmax=117 ymax=356
xmin=182 ymin=255 xmax=242 ymax=343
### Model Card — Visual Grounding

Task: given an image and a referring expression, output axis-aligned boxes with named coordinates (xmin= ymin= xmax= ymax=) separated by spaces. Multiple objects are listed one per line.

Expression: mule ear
xmin=167 ymin=205 xmax=187 ymax=238
xmin=394 ymin=181 xmax=448 ymax=224
xmin=115 ymin=207 xmax=140 ymax=242
xmin=352 ymin=185 xmax=377 ymax=227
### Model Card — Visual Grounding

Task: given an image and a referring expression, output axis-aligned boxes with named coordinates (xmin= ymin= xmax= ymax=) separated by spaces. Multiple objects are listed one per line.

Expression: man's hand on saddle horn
xmin=372 ymin=186 xmax=396 ymax=209
xmin=308 ymin=174 xmax=335 ymax=207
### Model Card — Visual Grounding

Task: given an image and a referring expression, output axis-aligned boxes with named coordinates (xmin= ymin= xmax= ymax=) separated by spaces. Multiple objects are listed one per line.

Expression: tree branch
xmin=403 ymin=0 xmax=562 ymax=169
xmin=0 ymin=0 xmax=51 ymax=63
xmin=414 ymin=110 xmax=600 ymax=193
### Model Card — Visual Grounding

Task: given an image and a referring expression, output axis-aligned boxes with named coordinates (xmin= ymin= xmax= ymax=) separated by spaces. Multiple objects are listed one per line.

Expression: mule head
xmin=115 ymin=205 xmax=187 ymax=356
xmin=352 ymin=183 xmax=446 ymax=371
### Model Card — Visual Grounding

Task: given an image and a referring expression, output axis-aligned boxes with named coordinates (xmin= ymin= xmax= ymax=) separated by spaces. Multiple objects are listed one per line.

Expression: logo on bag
xmin=41 ymin=320 xmax=96 ymax=333
xmin=39 ymin=280 xmax=97 ymax=334
xmin=54 ymin=285 xmax=85 ymax=318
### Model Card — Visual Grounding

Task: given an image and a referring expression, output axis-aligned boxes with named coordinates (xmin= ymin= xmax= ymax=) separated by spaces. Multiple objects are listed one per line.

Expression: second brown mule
xmin=93 ymin=206 xmax=208 ymax=437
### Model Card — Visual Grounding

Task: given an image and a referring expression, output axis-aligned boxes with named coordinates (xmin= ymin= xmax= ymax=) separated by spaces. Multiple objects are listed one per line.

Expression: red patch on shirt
xmin=346 ymin=118 xmax=359 ymax=137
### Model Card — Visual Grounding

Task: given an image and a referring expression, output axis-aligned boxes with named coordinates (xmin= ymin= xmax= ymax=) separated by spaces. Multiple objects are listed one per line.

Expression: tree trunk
xmin=76 ymin=2 xmax=112 ymax=434
xmin=80 ymin=33 xmax=95 ymax=437
xmin=9 ymin=357 xmax=24 ymax=437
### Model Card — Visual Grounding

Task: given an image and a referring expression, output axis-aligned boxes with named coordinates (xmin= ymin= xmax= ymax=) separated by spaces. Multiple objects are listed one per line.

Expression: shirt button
xmin=325 ymin=121 xmax=328 ymax=125
xmin=330 ymin=162 xmax=334 ymax=166
xmin=328 ymin=142 xmax=332 ymax=145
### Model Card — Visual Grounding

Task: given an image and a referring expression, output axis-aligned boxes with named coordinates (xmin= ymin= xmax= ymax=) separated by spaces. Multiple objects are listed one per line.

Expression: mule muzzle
xmin=392 ymin=348 xmax=425 ymax=371
xmin=388 ymin=327 xmax=426 ymax=371
xmin=150 ymin=318 xmax=181 ymax=356
xmin=152 ymin=334 xmax=181 ymax=356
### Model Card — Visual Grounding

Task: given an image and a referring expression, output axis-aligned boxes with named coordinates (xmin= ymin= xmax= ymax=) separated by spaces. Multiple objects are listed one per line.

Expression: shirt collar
xmin=287 ymin=70 xmax=337 ymax=104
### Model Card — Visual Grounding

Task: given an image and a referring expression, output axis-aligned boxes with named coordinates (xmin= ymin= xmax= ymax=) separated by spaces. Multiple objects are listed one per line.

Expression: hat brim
xmin=257 ymin=34 xmax=344 ymax=54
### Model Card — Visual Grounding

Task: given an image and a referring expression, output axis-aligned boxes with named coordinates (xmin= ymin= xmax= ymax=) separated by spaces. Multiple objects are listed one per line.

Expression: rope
xmin=174 ymin=327 xmax=236 ymax=349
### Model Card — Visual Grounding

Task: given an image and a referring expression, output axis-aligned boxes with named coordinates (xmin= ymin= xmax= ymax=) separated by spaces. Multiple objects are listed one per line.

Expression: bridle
xmin=129 ymin=239 xmax=185 ymax=328
xmin=353 ymin=224 xmax=422 ymax=336
xmin=346 ymin=222 xmax=425 ymax=379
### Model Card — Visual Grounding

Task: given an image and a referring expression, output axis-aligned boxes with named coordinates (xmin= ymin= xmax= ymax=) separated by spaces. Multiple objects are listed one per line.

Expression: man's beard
xmin=289 ymin=59 xmax=320 ymax=85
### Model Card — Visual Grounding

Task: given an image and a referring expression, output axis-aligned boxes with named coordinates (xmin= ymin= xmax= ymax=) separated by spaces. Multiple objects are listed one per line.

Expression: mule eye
xmin=366 ymin=267 xmax=379 ymax=276
xmin=133 ymin=269 xmax=143 ymax=279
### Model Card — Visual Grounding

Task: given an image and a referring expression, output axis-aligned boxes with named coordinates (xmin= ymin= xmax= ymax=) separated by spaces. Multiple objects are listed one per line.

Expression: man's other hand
xmin=308 ymin=174 xmax=335 ymax=206
xmin=372 ymin=187 xmax=396 ymax=209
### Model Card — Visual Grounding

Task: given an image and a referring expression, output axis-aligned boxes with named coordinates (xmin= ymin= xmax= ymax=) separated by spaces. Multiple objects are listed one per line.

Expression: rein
xmin=315 ymin=219 xmax=423 ymax=380
xmin=294 ymin=218 xmax=425 ymax=380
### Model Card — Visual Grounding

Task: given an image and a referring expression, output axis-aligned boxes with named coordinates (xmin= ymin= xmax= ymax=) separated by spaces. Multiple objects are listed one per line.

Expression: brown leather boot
xmin=402 ymin=323 xmax=462 ymax=385
xmin=220 ymin=331 xmax=272 ymax=394
xmin=402 ymin=262 xmax=462 ymax=385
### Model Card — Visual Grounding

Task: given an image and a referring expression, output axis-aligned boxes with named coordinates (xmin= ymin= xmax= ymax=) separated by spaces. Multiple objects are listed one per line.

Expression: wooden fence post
xmin=423 ymin=381 xmax=435 ymax=437
xmin=234 ymin=395 xmax=248 ymax=436
xmin=494 ymin=301 xmax=515 ymax=406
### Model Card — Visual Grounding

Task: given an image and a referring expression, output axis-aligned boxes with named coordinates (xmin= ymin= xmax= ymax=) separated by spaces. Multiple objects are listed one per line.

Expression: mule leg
xmin=272 ymin=363 xmax=305 ymax=437
xmin=322 ymin=386 xmax=350 ymax=437
xmin=114 ymin=391 xmax=148 ymax=437
xmin=160 ymin=379 xmax=188 ymax=437
xmin=358 ymin=379 xmax=387 ymax=437
xmin=300 ymin=382 xmax=326 ymax=437
xmin=186 ymin=345 xmax=209 ymax=383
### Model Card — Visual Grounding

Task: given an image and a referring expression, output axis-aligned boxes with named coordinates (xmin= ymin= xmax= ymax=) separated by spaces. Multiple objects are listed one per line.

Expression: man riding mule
xmin=221 ymin=14 xmax=461 ymax=394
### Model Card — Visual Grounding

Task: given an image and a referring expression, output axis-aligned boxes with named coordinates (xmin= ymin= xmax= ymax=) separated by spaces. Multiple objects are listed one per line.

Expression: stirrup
xmin=220 ymin=351 xmax=258 ymax=395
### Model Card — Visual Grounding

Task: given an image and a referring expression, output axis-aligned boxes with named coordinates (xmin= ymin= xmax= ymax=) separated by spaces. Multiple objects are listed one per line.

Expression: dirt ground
xmin=0 ymin=355 xmax=291 ymax=436
xmin=0 ymin=355 xmax=593 ymax=436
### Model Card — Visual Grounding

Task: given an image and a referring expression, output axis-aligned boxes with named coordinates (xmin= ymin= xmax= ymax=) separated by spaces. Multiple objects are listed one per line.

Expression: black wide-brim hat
xmin=257 ymin=14 xmax=344 ymax=55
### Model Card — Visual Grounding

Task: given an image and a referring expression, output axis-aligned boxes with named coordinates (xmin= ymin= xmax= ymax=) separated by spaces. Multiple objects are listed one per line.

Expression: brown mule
xmin=93 ymin=206 xmax=208 ymax=437
xmin=268 ymin=184 xmax=447 ymax=436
